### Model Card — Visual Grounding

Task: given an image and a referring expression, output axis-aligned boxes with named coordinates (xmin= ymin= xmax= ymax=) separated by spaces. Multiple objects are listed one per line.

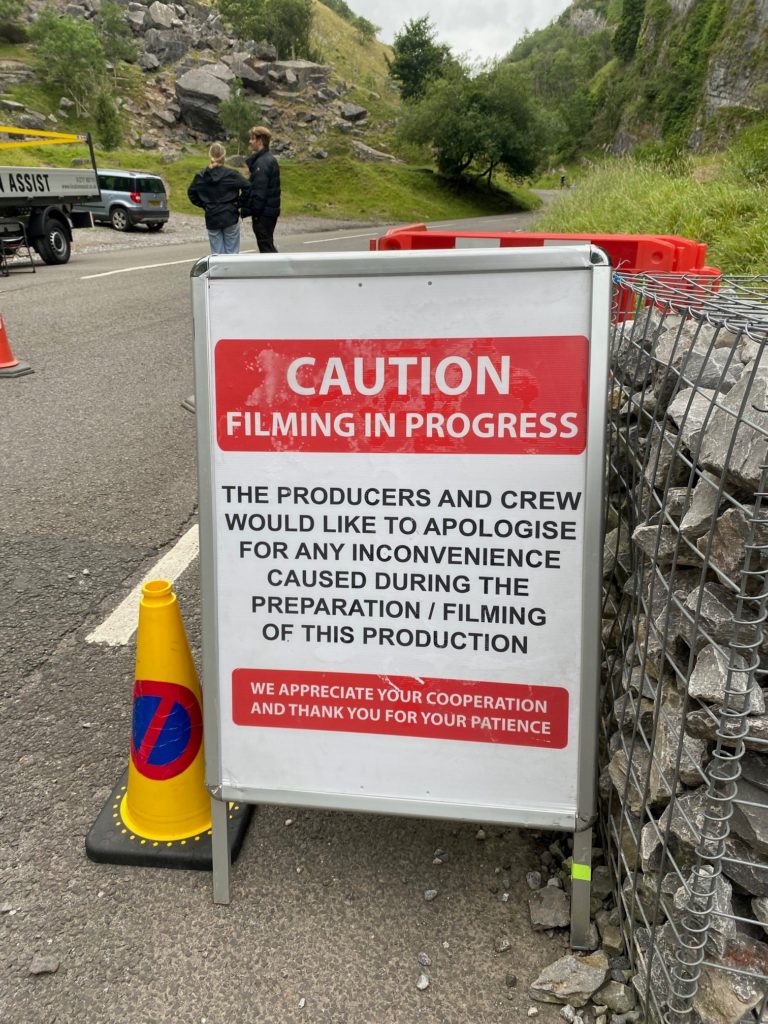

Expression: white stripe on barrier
xmin=454 ymin=237 xmax=501 ymax=248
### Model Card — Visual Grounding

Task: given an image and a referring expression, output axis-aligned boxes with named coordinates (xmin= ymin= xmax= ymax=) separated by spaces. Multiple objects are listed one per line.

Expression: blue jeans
xmin=208 ymin=222 xmax=240 ymax=254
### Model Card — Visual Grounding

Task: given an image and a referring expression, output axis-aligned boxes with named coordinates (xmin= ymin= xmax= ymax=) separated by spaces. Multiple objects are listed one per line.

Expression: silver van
xmin=73 ymin=169 xmax=169 ymax=231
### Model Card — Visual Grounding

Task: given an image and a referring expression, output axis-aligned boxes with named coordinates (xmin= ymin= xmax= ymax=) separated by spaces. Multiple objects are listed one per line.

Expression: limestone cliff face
xmin=700 ymin=0 xmax=768 ymax=116
xmin=514 ymin=0 xmax=767 ymax=155
xmin=616 ymin=0 xmax=768 ymax=150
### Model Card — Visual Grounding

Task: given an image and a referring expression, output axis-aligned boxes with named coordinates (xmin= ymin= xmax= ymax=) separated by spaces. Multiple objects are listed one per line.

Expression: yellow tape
xmin=0 ymin=126 xmax=84 ymax=142
xmin=572 ymin=863 xmax=592 ymax=882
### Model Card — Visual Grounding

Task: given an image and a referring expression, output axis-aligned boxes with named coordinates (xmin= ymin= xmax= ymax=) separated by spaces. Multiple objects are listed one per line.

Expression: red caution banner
xmin=232 ymin=669 xmax=568 ymax=748
xmin=215 ymin=335 xmax=588 ymax=456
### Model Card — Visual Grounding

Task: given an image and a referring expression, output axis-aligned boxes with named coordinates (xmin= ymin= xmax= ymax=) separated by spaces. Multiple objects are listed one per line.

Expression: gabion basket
xmin=602 ymin=272 xmax=768 ymax=1023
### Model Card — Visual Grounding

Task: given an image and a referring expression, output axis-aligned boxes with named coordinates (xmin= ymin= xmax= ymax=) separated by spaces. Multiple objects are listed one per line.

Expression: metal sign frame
xmin=191 ymin=246 xmax=611 ymax=944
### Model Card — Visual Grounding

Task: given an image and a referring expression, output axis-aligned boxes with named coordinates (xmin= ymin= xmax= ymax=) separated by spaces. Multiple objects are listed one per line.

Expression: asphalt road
xmin=1 ymin=210 xmax=572 ymax=1024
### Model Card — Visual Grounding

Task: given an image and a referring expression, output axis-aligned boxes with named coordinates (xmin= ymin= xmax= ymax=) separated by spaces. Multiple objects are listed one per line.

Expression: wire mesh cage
xmin=601 ymin=272 xmax=768 ymax=1023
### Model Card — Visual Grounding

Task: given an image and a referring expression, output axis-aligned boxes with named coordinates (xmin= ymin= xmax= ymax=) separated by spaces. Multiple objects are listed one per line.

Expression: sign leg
xmin=570 ymin=826 xmax=593 ymax=950
xmin=211 ymin=796 xmax=231 ymax=904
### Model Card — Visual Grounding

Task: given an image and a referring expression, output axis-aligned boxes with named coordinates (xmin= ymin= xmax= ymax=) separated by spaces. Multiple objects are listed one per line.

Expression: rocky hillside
xmin=507 ymin=0 xmax=768 ymax=156
xmin=0 ymin=0 xmax=400 ymax=160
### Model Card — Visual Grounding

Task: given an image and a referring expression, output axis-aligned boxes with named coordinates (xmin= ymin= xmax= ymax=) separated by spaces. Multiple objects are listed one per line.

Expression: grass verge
xmin=0 ymin=140 xmax=540 ymax=223
xmin=533 ymin=156 xmax=768 ymax=274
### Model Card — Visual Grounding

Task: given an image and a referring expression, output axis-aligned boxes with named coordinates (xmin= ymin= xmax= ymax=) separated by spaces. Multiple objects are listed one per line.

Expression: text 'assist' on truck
xmin=0 ymin=126 xmax=100 ymax=265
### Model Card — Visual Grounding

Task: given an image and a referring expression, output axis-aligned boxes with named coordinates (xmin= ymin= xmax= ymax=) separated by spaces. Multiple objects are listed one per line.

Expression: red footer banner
xmin=232 ymin=669 xmax=568 ymax=748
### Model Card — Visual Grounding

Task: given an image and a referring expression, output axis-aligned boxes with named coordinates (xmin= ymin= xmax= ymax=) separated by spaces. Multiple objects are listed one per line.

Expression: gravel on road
xmin=74 ymin=213 xmax=380 ymax=254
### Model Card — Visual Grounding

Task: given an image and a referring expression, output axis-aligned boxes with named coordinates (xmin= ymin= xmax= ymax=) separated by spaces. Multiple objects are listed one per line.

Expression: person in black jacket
xmin=187 ymin=142 xmax=249 ymax=254
xmin=245 ymin=125 xmax=281 ymax=253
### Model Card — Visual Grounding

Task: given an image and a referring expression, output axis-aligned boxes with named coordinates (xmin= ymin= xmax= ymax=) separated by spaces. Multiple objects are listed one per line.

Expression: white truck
xmin=0 ymin=127 xmax=100 ymax=265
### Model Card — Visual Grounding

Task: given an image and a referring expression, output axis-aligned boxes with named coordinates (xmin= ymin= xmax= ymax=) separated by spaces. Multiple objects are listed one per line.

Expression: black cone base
xmin=0 ymin=360 xmax=33 ymax=378
xmin=85 ymin=772 xmax=253 ymax=870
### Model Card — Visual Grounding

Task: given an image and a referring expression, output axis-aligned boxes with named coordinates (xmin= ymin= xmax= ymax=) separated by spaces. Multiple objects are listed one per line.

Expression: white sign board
xmin=193 ymin=247 xmax=610 ymax=830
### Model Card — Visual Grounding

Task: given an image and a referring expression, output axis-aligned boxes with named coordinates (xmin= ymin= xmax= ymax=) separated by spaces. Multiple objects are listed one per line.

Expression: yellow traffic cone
xmin=121 ymin=579 xmax=210 ymax=840
xmin=86 ymin=579 xmax=252 ymax=870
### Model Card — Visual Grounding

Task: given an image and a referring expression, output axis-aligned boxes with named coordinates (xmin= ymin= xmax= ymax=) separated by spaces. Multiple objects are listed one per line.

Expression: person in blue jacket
xmin=245 ymin=125 xmax=281 ymax=253
xmin=187 ymin=142 xmax=249 ymax=254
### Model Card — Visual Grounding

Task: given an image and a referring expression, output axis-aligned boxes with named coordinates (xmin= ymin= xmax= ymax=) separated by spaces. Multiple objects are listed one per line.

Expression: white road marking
xmin=81 ymin=256 xmax=200 ymax=279
xmin=79 ymin=247 xmax=259 ymax=279
xmin=86 ymin=524 xmax=200 ymax=646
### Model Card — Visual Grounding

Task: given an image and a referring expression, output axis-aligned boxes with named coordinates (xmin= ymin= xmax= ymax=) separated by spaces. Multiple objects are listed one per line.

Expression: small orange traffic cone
xmin=0 ymin=312 xmax=32 ymax=378
xmin=86 ymin=579 xmax=251 ymax=870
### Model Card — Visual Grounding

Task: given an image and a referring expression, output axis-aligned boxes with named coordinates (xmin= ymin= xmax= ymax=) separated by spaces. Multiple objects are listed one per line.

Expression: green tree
xmin=399 ymin=66 xmax=475 ymax=175
xmin=0 ymin=0 xmax=22 ymax=23
xmin=0 ymin=0 xmax=25 ymax=42
xmin=30 ymin=7 xmax=107 ymax=115
xmin=265 ymin=0 xmax=313 ymax=58
xmin=93 ymin=89 xmax=121 ymax=149
xmin=399 ymin=61 xmax=545 ymax=183
xmin=218 ymin=80 xmax=261 ymax=153
xmin=94 ymin=0 xmax=138 ymax=63
xmin=218 ymin=0 xmax=313 ymax=58
xmin=321 ymin=0 xmax=354 ymax=20
xmin=218 ymin=0 xmax=268 ymax=46
xmin=354 ymin=16 xmax=378 ymax=44
xmin=387 ymin=16 xmax=452 ymax=101
xmin=475 ymin=63 xmax=546 ymax=182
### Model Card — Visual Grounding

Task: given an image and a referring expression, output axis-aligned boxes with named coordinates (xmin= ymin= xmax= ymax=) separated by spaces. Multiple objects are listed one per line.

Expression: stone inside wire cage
xmin=601 ymin=272 xmax=768 ymax=1023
